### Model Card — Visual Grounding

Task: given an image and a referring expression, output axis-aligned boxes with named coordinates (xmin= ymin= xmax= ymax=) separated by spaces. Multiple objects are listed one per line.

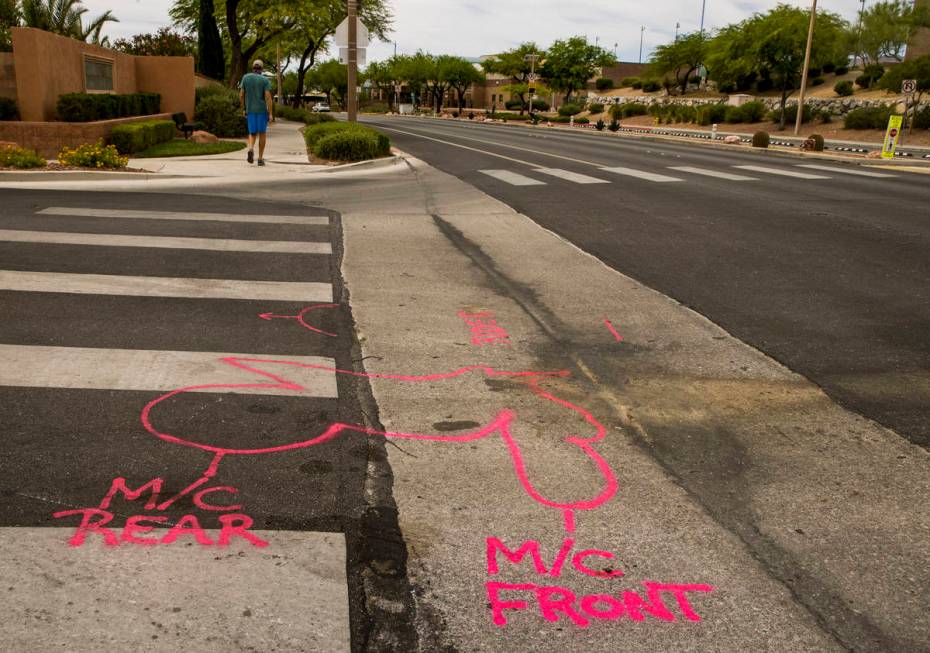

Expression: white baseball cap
xmin=253 ymin=60 xmax=264 ymax=70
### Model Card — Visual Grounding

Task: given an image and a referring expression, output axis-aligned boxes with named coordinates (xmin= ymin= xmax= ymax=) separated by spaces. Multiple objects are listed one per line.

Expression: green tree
xmin=0 ymin=0 xmax=18 ymax=51
xmin=308 ymin=58 xmax=347 ymax=108
xmin=112 ymin=27 xmax=196 ymax=57
xmin=363 ymin=59 xmax=396 ymax=110
xmin=649 ymin=31 xmax=707 ymax=95
xmin=879 ymin=53 xmax=930 ymax=108
xmin=482 ymin=42 xmax=544 ymax=113
xmin=706 ymin=5 xmax=849 ymax=129
xmin=20 ymin=0 xmax=117 ymax=44
xmin=391 ymin=52 xmax=432 ymax=110
xmin=855 ymin=0 xmax=929 ymax=65
xmin=541 ymin=36 xmax=616 ymax=102
xmin=445 ymin=56 xmax=484 ymax=112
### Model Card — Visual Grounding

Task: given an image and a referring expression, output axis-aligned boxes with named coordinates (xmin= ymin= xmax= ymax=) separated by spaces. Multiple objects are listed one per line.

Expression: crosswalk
xmin=0 ymin=200 xmax=351 ymax=650
xmin=477 ymin=162 xmax=900 ymax=187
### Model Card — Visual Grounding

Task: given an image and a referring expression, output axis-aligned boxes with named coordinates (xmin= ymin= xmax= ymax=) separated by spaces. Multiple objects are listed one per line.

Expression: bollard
xmin=711 ymin=124 xmax=718 ymax=140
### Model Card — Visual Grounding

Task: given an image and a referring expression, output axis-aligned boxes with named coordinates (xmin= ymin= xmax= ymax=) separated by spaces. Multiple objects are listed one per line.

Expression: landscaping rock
xmin=724 ymin=135 xmax=741 ymax=144
xmin=191 ymin=131 xmax=219 ymax=144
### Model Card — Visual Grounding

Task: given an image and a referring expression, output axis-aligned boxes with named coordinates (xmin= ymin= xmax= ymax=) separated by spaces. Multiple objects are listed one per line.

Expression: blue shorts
xmin=247 ymin=112 xmax=269 ymax=135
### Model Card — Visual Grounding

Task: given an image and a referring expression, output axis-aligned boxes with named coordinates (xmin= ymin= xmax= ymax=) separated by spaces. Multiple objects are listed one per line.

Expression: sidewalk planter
xmin=304 ymin=122 xmax=390 ymax=162
xmin=109 ymin=119 xmax=176 ymax=154
xmin=56 ymin=92 xmax=161 ymax=122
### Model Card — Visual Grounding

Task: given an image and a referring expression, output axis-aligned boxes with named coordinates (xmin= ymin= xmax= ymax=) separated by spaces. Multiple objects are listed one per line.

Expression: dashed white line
xmin=795 ymin=164 xmax=897 ymax=178
xmin=479 ymin=169 xmax=546 ymax=186
xmin=600 ymin=166 xmax=684 ymax=183
xmin=733 ymin=165 xmax=830 ymax=179
xmin=37 ymin=207 xmax=329 ymax=226
xmin=668 ymin=166 xmax=758 ymax=181
xmin=0 ymin=230 xmax=332 ymax=254
xmin=534 ymin=168 xmax=610 ymax=184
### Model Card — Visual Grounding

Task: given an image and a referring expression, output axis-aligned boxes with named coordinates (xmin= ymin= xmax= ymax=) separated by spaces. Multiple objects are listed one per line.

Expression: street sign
xmin=334 ymin=17 xmax=369 ymax=48
xmin=339 ymin=47 xmax=367 ymax=66
xmin=902 ymin=79 xmax=917 ymax=95
xmin=527 ymin=73 xmax=540 ymax=82
xmin=881 ymin=114 xmax=903 ymax=159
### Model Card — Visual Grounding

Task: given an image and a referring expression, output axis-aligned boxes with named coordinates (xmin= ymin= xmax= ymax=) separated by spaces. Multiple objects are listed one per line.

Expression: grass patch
xmin=134 ymin=139 xmax=246 ymax=158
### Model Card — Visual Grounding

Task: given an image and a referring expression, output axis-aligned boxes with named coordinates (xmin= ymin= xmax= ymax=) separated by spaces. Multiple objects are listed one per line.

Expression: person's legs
xmin=258 ymin=131 xmax=267 ymax=161
xmin=246 ymin=132 xmax=255 ymax=163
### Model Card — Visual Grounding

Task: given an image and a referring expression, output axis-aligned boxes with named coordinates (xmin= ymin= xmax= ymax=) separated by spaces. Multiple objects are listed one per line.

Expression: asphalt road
xmin=364 ymin=115 xmax=930 ymax=450
xmin=0 ymin=190 xmax=417 ymax=651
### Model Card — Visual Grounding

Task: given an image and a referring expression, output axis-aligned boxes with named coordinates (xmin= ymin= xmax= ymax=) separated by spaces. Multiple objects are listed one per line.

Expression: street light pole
xmin=524 ymin=53 xmax=540 ymax=118
xmin=794 ymin=0 xmax=817 ymax=136
xmin=700 ymin=0 xmax=707 ymax=36
xmin=639 ymin=26 xmax=645 ymax=63
xmin=347 ymin=0 xmax=358 ymax=123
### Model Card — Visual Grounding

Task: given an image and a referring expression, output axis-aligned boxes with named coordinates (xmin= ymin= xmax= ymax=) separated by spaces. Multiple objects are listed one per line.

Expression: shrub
xmin=752 ymin=131 xmax=770 ymax=148
xmin=558 ymin=103 xmax=584 ymax=116
xmin=822 ymin=62 xmax=836 ymax=73
xmin=304 ymin=122 xmax=390 ymax=162
xmin=695 ymin=103 xmax=727 ymax=125
xmin=504 ymin=98 xmax=523 ymax=110
xmin=620 ymin=77 xmax=639 ymax=88
xmin=834 ymin=80 xmax=854 ymax=96
xmin=811 ymin=76 xmax=825 ymax=86
xmin=595 ymin=119 xmax=606 ymax=131
xmin=547 ymin=115 xmax=589 ymax=124
xmin=641 ymin=79 xmax=662 ymax=92
xmin=808 ymin=133 xmax=825 ymax=151
xmin=856 ymin=64 xmax=885 ymax=88
xmin=56 ymin=93 xmax=161 ymax=122
xmin=631 ymin=79 xmax=643 ymax=89
xmin=588 ymin=102 xmax=605 ymax=114
xmin=362 ymin=102 xmax=390 ymax=113
xmin=194 ymin=91 xmax=247 ymax=137
xmin=610 ymin=102 xmax=648 ymax=120
xmin=109 ymin=119 xmax=176 ymax=154
xmin=914 ymin=105 xmax=930 ymax=130
xmin=58 ymin=141 xmax=128 ymax=168
xmin=595 ymin=77 xmax=614 ymax=91
xmin=725 ymin=101 xmax=766 ymax=123
xmin=768 ymin=104 xmax=813 ymax=124
xmin=844 ymin=106 xmax=897 ymax=130
xmin=756 ymin=78 xmax=774 ymax=92
xmin=689 ymin=75 xmax=702 ymax=85
xmin=608 ymin=119 xmax=620 ymax=132
xmin=527 ymin=98 xmax=550 ymax=111
xmin=0 ymin=96 xmax=19 ymax=120
xmin=834 ymin=65 xmax=849 ymax=76
xmin=808 ymin=67 xmax=822 ymax=78
xmin=718 ymin=81 xmax=737 ymax=94
xmin=0 ymin=144 xmax=45 ymax=168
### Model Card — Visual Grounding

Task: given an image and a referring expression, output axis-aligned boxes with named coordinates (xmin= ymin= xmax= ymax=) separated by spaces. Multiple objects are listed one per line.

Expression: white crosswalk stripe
xmin=733 ymin=165 xmax=830 ymax=179
xmin=796 ymin=164 xmax=897 ymax=178
xmin=533 ymin=168 xmax=610 ymax=184
xmin=0 ymin=344 xmax=339 ymax=397
xmin=479 ymin=169 xmax=546 ymax=186
xmin=0 ymin=270 xmax=332 ymax=302
xmin=0 ymin=229 xmax=332 ymax=254
xmin=38 ymin=207 xmax=330 ymax=226
xmin=600 ymin=166 xmax=684 ymax=182
xmin=668 ymin=166 xmax=758 ymax=181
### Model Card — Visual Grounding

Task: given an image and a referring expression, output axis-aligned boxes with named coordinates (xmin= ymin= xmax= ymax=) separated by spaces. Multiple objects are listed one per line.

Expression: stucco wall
xmin=9 ymin=28 xmax=194 ymax=122
xmin=906 ymin=0 xmax=930 ymax=61
xmin=0 ymin=112 xmax=174 ymax=157
xmin=0 ymin=53 xmax=16 ymax=101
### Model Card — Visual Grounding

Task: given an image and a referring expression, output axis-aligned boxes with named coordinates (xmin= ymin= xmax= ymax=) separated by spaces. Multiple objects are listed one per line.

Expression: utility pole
xmin=794 ymin=0 xmax=817 ymax=136
xmin=639 ymin=26 xmax=645 ymax=63
xmin=524 ymin=52 xmax=540 ymax=118
xmin=675 ymin=22 xmax=680 ymax=41
xmin=700 ymin=0 xmax=707 ymax=36
xmin=613 ymin=42 xmax=618 ymax=58
xmin=347 ymin=0 xmax=358 ymax=122
xmin=855 ymin=0 xmax=866 ymax=68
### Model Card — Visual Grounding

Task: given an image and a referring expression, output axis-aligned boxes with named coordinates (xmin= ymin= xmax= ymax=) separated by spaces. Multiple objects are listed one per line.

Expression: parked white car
xmin=312 ymin=103 xmax=331 ymax=113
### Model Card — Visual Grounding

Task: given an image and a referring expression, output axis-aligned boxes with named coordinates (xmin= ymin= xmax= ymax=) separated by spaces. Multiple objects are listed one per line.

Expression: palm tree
xmin=20 ymin=0 xmax=117 ymax=44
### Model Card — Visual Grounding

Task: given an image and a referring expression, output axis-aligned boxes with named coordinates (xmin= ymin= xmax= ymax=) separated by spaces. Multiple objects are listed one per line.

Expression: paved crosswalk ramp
xmin=0 ymin=197 xmax=353 ymax=651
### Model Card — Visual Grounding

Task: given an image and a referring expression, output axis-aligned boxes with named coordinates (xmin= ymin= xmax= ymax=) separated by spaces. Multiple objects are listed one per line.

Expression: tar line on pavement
xmin=0 ymin=190 xmax=419 ymax=651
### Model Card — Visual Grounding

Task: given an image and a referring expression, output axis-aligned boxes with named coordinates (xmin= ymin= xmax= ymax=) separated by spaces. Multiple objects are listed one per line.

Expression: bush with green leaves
xmin=695 ymin=103 xmax=727 ymax=125
xmin=608 ymin=118 xmax=620 ymax=132
xmin=362 ymin=102 xmax=390 ymax=114
xmin=822 ymin=62 xmax=836 ymax=73
xmin=595 ymin=77 xmax=614 ymax=91
xmin=630 ymin=79 xmax=643 ymax=89
xmin=610 ymin=102 xmax=648 ymax=120
xmin=641 ymin=79 xmax=662 ymax=92
xmin=194 ymin=87 xmax=247 ymax=138
xmin=843 ymin=106 xmax=897 ymax=130
xmin=768 ymin=104 xmax=813 ymax=124
xmin=0 ymin=144 xmax=45 ymax=168
xmin=304 ymin=122 xmax=390 ymax=162
xmin=855 ymin=64 xmax=885 ymax=88
xmin=108 ymin=120 xmax=176 ymax=154
xmin=58 ymin=141 xmax=128 ymax=168
xmin=725 ymin=101 xmax=766 ymax=124
xmin=56 ymin=93 xmax=161 ymax=122
xmin=811 ymin=77 xmax=825 ymax=86
xmin=595 ymin=119 xmax=606 ymax=131
xmin=0 ymin=96 xmax=19 ymax=120
xmin=588 ymin=102 xmax=605 ymax=114
xmin=717 ymin=81 xmax=737 ymax=94
xmin=834 ymin=65 xmax=849 ymax=76
xmin=834 ymin=80 xmax=854 ymax=96
xmin=275 ymin=104 xmax=338 ymax=125
xmin=548 ymin=116 xmax=589 ymax=124
xmin=914 ymin=105 xmax=930 ymax=130
xmin=558 ymin=103 xmax=584 ymax=116
xmin=620 ymin=77 xmax=639 ymax=88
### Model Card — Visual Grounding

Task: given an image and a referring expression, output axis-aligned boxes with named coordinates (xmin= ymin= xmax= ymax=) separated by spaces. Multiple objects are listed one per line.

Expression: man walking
xmin=240 ymin=60 xmax=274 ymax=166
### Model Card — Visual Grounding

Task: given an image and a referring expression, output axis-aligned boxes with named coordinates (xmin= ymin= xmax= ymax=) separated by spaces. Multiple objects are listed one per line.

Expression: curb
xmin=314 ymin=153 xmax=402 ymax=173
xmin=0 ymin=170 xmax=186 ymax=182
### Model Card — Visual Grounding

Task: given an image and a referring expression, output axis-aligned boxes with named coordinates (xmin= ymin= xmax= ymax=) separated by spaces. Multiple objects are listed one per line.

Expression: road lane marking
xmin=37 ymin=207 xmax=329 ymax=226
xmin=733 ymin=165 xmax=830 ymax=179
xmin=479 ymin=169 xmax=547 ymax=186
xmin=376 ymin=126 xmax=540 ymax=166
xmin=0 ymin=230 xmax=332 ymax=254
xmin=0 ymin=270 xmax=333 ymax=302
xmin=534 ymin=168 xmax=610 ymax=184
xmin=0 ymin=344 xmax=339 ymax=397
xmin=668 ymin=166 xmax=758 ymax=181
xmin=600 ymin=166 xmax=683 ymax=182
xmin=795 ymin=164 xmax=897 ymax=178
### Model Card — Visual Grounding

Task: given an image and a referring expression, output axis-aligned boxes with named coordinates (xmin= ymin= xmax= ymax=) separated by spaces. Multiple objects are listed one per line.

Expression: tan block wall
xmin=135 ymin=56 xmax=195 ymax=119
xmin=907 ymin=0 xmax=930 ymax=60
xmin=0 ymin=53 xmax=15 ymax=101
xmin=0 ymin=113 xmax=173 ymax=157
xmin=12 ymin=28 xmax=137 ymax=121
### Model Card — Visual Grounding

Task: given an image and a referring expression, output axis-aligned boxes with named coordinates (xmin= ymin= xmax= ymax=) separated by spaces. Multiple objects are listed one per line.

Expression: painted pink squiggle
xmin=258 ymin=304 xmax=339 ymax=337
xmin=140 ymin=360 xmax=618 ymax=525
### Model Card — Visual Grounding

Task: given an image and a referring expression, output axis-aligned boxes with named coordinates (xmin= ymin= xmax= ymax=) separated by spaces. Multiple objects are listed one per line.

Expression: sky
xmin=82 ymin=0 xmax=868 ymax=64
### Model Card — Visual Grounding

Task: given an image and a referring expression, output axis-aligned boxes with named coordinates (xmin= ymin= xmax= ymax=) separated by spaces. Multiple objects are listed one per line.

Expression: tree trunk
xmin=292 ymin=44 xmax=317 ymax=108
xmin=778 ymin=82 xmax=789 ymax=131
xmin=457 ymin=88 xmax=465 ymax=113
xmin=225 ymin=0 xmax=244 ymax=87
xmin=197 ymin=0 xmax=225 ymax=81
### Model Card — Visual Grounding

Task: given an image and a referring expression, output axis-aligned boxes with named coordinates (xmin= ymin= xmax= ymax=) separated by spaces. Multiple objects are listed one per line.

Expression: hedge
xmin=109 ymin=119 xmax=176 ymax=154
xmin=557 ymin=103 xmax=584 ymax=116
xmin=595 ymin=77 xmax=614 ymax=91
xmin=304 ymin=122 xmax=390 ymax=162
xmin=57 ymin=93 xmax=161 ymax=122
xmin=0 ymin=96 xmax=19 ymax=121
xmin=276 ymin=104 xmax=337 ymax=125
xmin=834 ymin=80 xmax=854 ymax=96
xmin=844 ymin=106 xmax=898 ymax=130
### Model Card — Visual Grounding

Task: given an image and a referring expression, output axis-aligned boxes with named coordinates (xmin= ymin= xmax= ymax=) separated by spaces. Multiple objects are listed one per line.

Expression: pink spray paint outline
xmin=140 ymin=360 xmax=618 ymax=533
xmin=258 ymin=304 xmax=339 ymax=338
xmin=603 ymin=319 xmax=623 ymax=343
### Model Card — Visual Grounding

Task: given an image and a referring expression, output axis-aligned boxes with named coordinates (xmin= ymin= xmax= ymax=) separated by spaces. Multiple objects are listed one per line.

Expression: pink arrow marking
xmin=257 ymin=304 xmax=339 ymax=338
xmin=604 ymin=319 xmax=623 ymax=343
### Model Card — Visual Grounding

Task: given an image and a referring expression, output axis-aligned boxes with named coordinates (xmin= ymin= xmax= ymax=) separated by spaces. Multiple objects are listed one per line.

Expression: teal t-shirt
xmin=241 ymin=72 xmax=271 ymax=114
